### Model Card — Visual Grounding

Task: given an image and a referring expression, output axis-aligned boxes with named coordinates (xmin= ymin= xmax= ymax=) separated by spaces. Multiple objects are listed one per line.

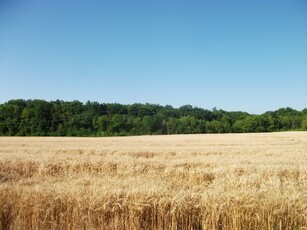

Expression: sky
xmin=0 ymin=0 xmax=306 ymax=114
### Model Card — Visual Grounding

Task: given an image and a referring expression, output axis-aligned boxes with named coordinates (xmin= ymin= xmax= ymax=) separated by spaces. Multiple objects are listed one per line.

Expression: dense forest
xmin=0 ymin=99 xmax=306 ymax=136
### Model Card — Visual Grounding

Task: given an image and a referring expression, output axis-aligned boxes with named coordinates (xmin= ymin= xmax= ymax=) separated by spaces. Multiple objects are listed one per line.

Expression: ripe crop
xmin=0 ymin=132 xmax=307 ymax=229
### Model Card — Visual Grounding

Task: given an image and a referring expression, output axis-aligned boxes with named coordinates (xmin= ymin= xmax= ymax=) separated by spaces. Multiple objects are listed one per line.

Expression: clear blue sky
xmin=0 ymin=0 xmax=306 ymax=114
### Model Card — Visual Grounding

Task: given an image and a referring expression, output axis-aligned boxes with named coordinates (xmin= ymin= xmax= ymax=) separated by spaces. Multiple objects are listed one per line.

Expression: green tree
xmin=0 ymin=100 xmax=306 ymax=136
xmin=178 ymin=116 xmax=200 ymax=134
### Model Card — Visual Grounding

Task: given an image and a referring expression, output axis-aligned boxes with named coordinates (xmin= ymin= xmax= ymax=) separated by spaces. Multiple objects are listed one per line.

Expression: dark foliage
xmin=0 ymin=99 xmax=306 ymax=136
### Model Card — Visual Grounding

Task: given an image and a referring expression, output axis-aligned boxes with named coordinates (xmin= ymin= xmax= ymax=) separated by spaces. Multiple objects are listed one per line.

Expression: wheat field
xmin=0 ymin=132 xmax=307 ymax=229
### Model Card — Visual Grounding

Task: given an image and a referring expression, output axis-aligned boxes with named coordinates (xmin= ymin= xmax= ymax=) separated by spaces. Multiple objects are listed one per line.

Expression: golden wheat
xmin=0 ymin=132 xmax=307 ymax=229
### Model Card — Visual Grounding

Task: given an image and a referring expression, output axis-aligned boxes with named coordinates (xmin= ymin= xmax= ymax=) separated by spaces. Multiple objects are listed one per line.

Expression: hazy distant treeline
xmin=0 ymin=99 xmax=306 ymax=136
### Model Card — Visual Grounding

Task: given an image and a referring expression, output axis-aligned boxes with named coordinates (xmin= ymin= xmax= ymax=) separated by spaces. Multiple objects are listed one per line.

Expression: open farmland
xmin=0 ymin=132 xmax=307 ymax=229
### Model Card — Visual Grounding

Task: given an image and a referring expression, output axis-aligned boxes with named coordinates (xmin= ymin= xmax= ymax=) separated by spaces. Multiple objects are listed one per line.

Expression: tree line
xmin=0 ymin=99 xmax=306 ymax=136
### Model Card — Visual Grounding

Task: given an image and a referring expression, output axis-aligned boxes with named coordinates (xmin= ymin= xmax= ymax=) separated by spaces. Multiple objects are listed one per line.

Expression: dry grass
xmin=0 ymin=132 xmax=307 ymax=229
